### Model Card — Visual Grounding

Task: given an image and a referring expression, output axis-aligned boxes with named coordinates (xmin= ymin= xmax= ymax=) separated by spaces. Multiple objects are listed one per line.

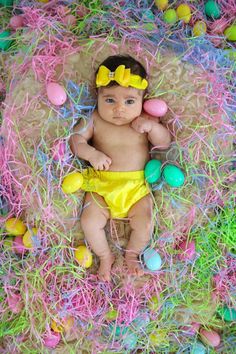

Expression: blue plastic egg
xmin=190 ymin=341 xmax=207 ymax=354
xmin=162 ymin=164 xmax=185 ymax=187
xmin=122 ymin=331 xmax=138 ymax=350
xmin=144 ymin=159 xmax=162 ymax=184
xmin=143 ymin=248 xmax=162 ymax=271
xmin=131 ymin=312 xmax=150 ymax=330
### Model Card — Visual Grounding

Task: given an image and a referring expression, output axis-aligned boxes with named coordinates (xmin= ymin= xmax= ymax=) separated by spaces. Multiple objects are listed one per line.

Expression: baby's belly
xmin=107 ymin=146 xmax=150 ymax=171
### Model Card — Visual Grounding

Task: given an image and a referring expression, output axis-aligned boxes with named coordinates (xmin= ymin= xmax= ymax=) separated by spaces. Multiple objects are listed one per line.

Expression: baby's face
xmin=97 ymin=85 xmax=144 ymax=126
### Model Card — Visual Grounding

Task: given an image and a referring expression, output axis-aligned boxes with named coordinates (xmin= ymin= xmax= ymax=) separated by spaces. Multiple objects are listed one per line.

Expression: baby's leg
xmin=125 ymin=194 xmax=153 ymax=276
xmin=80 ymin=192 xmax=114 ymax=281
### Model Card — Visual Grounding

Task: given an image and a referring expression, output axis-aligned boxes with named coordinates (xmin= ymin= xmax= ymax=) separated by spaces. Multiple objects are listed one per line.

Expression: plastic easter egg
xmin=162 ymin=164 xmax=185 ymax=187
xmin=210 ymin=19 xmax=228 ymax=34
xmin=143 ymin=9 xmax=155 ymax=22
xmin=0 ymin=0 xmax=14 ymax=6
xmin=144 ymin=159 xmax=162 ymax=184
xmin=0 ymin=30 xmax=13 ymax=51
xmin=122 ymin=331 xmax=138 ymax=350
xmin=51 ymin=320 xmax=63 ymax=333
xmin=143 ymin=248 xmax=162 ymax=271
xmin=178 ymin=240 xmax=195 ymax=261
xmin=148 ymin=295 xmax=159 ymax=311
xmin=163 ymin=9 xmax=177 ymax=24
xmin=191 ymin=341 xmax=207 ymax=354
xmin=0 ymin=196 xmax=9 ymax=216
xmin=12 ymin=236 xmax=26 ymax=255
xmin=132 ymin=312 xmax=150 ymax=330
xmin=105 ymin=309 xmax=118 ymax=321
xmin=182 ymin=322 xmax=200 ymax=336
xmin=8 ymin=293 xmax=23 ymax=314
xmin=193 ymin=21 xmax=207 ymax=37
xmin=199 ymin=328 xmax=221 ymax=347
xmin=224 ymin=25 xmax=236 ymax=42
xmin=204 ymin=1 xmax=221 ymax=19
xmin=43 ymin=331 xmax=61 ymax=348
xmin=9 ymin=16 xmax=24 ymax=30
xmin=62 ymin=15 xmax=77 ymax=26
xmin=5 ymin=218 xmax=26 ymax=236
xmin=38 ymin=0 xmax=49 ymax=2
xmin=3 ymin=237 xmax=13 ymax=250
xmin=75 ymin=245 xmax=93 ymax=268
xmin=149 ymin=329 xmax=168 ymax=346
xmin=62 ymin=172 xmax=83 ymax=194
xmin=155 ymin=0 xmax=168 ymax=11
xmin=176 ymin=4 xmax=191 ymax=24
xmin=106 ymin=323 xmax=128 ymax=338
xmin=46 ymin=83 xmax=67 ymax=106
xmin=217 ymin=306 xmax=236 ymax=322
xmin=23 ymin=228 xmax=38 ymax=248
xmin=52 ymin=140 xmax=66 ymax=161
xmin=143 ymin=99 xmax=168 ymax=117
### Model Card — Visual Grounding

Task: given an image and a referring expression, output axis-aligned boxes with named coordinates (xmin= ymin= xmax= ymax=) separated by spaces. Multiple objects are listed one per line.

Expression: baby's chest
xmin=93 ymin=123 xmax=144 ymax=147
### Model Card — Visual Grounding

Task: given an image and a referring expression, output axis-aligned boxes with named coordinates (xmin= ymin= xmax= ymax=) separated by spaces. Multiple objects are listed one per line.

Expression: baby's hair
xmin=95 ymin=55 xmax=147 ymax=87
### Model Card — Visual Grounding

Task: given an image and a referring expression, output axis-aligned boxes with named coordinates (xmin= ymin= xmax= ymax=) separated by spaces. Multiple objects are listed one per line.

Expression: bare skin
xmin=70 ymin=86 xmax=171 ymax=281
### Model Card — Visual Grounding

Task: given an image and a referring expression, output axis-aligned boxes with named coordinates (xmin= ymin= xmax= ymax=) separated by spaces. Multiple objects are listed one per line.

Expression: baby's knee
xmin=80 ymin=207 xmax=108 ymax=231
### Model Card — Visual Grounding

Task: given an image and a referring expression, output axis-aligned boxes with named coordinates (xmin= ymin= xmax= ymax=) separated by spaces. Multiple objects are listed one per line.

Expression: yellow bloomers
xmin=80 ymin=168 xmax=150 ymax=218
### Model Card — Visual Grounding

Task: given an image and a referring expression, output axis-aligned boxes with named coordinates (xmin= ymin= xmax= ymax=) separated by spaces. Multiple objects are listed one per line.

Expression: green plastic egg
xmin=163 ymin=9 xmax=177 ymax=24
xmin=204 ymin=1 xmax=221 ymax=19
xmin=0 ymin=30 xmax=13 ymax=51
xmin=162 ymin=164 xmax=185 ymax=187
xmin=144 ymin=160 xmax=162 ymax=184
xmin=217 ymin=306 xmax=236 ymax=322
xmin=0 ymin=0 xmax=14 ymax=5
xmin=224 ymin=25 xmax=236 ymax=42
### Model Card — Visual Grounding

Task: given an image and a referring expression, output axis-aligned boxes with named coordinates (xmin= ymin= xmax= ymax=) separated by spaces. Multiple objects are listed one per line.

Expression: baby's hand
xmin=89 ymin=150 xmax=112 ymax=170
xmin=131 ymin=116 xmax=153 ymax=134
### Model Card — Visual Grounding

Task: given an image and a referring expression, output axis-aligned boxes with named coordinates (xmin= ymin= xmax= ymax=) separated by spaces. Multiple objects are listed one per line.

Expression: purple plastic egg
xmin=143 ymin=99 xmax=168 ymax=117
xmin=46 ymin=83 xmax=67 ymax=106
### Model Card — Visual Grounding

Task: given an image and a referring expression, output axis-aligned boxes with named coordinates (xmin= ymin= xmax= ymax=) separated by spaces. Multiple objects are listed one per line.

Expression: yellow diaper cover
xmin=81 ymin=168 xmax=150 ymax=218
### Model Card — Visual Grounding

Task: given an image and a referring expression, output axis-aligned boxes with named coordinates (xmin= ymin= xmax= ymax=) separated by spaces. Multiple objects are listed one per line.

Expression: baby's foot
xmin=125 ymin=252 xmax=144 ymax=277
xmin=98 ymin=254 xmax=115 ymax=282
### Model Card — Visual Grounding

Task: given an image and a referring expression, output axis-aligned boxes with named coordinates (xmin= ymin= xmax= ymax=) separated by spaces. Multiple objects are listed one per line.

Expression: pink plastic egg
xmin=200 ymin=329 xmax=221 ymax=347
xmin=178 ymin=240 xmax=195 ymax=261
xmin=52 ymin=140 xmax=66 ymax=161
xmin=210 ymin=19 xmax=228 ymax=34
xmin=9 ymin=16 xmax=24 ymax=30
xmin=12 ymin=236 xmax=26 ymax=255
xmin=182 ymin=322 xmax=200 ymax=336
xmin=143 ymin=99 xmax=168 ymax=117
xmin=46 ymin=83 xmax=67 ymax=106
xmin=62 ymin=15 xmax=77 ymax=26
xmin=7 ymin=293 xmax=23 ymax=314
xmin=43 ymin=331 xmax=61 ymax=348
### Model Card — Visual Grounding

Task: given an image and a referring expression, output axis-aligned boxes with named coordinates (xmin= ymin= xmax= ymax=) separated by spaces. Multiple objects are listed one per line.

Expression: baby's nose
xmin=114 ymin=102 xmax=124 ymax=111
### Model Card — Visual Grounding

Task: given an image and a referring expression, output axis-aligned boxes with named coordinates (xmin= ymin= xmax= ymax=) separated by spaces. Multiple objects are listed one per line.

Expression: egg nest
xmin=0 ymin=0 xmax=235 ymax=353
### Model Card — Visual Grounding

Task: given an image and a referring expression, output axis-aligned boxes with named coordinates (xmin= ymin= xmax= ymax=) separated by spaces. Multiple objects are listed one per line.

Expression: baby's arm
xmin=131 ymin=113 xmax=171 ymax=149
xmin=69 ymin=118 xmax=112 ymax=170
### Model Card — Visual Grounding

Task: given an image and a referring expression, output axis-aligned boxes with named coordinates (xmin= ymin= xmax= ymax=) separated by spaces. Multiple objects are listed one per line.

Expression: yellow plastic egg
xmin=5 ymin=218 xmax=27 ymax=236
xmin=193 ymin=21 xmax=207 ymax=37
xmin=62 ymin=172 xmax=84 ymax=194
xmin=51 ymin=317 xmax=75 ymax=333
xmin=176 ymin=4 xmax=191 ymax=23
xmin=148 ymin=295 xmax=159 ymax=311
xmin=75 ymin=245 xmax=93 ymax=268
xmin=38 ymin=0 xmax=49 ymax=2
xmin=51 ymin=320 xmax=64 ymax=333
xmin=155 ymin=0 xmax=168 ymax=11
xmin=149 ymin=329 xmax=168 ymax=346
xmin=224 ymin=25 xmax=236 ymax=42
xmin=23 ymin=228 xmax=38 ymax=248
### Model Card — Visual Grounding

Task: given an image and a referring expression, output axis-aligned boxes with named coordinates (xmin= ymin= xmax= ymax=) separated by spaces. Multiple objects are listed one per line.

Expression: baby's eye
xmin=105 ymin=98 xmax=114 ymax=103
xmin=126 ymin=99 xmax=135 ymax=105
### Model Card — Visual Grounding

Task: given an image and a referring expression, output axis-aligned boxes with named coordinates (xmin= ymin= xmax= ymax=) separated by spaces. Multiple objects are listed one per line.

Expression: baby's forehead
xmin=98 ymin=86 xmax=144 ymax=97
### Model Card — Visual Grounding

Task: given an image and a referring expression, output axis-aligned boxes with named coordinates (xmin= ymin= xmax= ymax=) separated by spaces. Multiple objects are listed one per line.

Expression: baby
xmin=70 ymin=55 xmax=171 ymax=281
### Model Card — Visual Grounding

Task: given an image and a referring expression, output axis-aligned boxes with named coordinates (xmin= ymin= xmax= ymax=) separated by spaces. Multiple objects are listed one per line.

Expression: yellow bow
xmin=96 ymin=65 xmax=148 ymax=90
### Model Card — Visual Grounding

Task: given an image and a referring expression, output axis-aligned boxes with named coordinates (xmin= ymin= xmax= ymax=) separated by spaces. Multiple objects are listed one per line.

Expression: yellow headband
xmin=96 ymin=65 xmax=148 ymax=90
